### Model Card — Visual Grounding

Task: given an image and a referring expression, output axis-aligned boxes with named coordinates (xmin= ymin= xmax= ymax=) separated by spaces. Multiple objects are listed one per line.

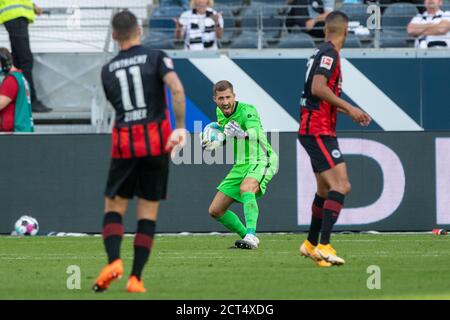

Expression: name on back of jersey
xmin=108 ymin=54 xmax=148 ymax=73
xmin=125 ymin=109 xmax=148 ymax=122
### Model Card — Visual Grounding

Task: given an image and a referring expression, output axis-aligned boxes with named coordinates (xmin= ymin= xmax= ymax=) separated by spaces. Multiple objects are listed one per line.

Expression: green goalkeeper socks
xmin=242 ymin=192 xmax=259 ymax=235
xmin=217 ymin=210 xmax=247 ymax=238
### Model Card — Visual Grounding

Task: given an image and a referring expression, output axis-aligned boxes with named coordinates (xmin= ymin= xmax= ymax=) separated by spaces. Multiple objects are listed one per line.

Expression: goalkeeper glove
xmin=224 ymin=120 xmax=247 ymax=139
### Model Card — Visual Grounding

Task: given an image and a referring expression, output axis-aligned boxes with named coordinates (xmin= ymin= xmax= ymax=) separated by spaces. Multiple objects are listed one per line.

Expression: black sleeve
xmin=314 ymin=48 xmax=338 ymax=80
xmin=100 ymin=65 xmax=110 ymax=101
xmin=157 ymin=50 xmax=175 ymax=79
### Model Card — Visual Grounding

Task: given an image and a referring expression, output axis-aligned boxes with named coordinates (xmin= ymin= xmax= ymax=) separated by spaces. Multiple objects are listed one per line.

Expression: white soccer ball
xmin=200 ymin=122 xmax=225 ymax=150
xmin=14 ymin=215 xmax=39 ymax=236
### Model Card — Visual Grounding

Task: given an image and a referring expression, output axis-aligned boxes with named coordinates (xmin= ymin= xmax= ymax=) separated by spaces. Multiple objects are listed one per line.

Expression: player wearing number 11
xmin=94 ymin=10 xmax=186 ymax=293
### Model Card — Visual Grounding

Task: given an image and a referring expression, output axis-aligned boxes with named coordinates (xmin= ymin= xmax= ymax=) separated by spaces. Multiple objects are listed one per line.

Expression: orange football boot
xmin=300 ymin=240 xmax=332 ymax=267
xmin=126 ymin=275 xmax=147 ymax=293
xmin=92 ymin=259 xmax=124 ymax=292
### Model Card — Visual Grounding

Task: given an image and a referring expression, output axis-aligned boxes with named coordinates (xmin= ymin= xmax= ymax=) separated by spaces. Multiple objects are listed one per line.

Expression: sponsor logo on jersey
xmin=332 ymin=149 xmax=341 ymax=159
xmin=163 ymin=57 xmax=174 ymax=69
xmin=320 ymin=56 xmax=334 ymax=70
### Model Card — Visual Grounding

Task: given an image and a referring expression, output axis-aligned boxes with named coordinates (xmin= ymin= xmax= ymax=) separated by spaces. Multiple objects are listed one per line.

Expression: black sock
xmin=102 ymin=212 xmax=124 ymax=264
xmin=307 ymin=194 xmax=326 ymax=246
xmin=320 ymin=191 xmax=345 ymax=245
xmin=131 ymin=219 xmax=156 ymax=280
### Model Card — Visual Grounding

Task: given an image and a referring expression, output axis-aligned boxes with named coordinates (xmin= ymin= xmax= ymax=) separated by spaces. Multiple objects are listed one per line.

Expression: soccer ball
xmin=201 ymin=122 xmax=225 ymax=150
xmin=14 ymin=215 xmax=39 ymax=236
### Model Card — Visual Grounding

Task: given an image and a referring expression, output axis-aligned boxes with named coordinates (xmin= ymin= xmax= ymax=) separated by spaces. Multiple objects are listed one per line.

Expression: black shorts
xmin=299 ymin=135 xmax=345 ymax=173
xmin=105 ymin=154 xmax=169 ymax=201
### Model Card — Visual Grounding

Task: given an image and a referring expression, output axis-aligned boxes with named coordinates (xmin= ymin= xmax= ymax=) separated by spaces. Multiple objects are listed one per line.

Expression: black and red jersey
xmin=299 ymin=41 xmax=342 ymax=136
xmin=101 ymin=45 xmax=175 ymax=159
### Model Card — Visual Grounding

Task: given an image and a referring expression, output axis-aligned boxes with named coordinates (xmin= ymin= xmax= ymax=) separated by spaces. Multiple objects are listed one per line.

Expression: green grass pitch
xmin=1 ymin=234 xmax=449 ymax=300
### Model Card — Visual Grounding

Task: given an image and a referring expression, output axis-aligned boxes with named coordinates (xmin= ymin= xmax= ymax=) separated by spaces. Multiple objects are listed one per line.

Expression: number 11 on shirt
xmin=115 ymin=65 xmax=147 ymax=111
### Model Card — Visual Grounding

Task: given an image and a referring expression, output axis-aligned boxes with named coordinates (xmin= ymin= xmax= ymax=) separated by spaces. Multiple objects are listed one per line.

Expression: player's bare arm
xmin=0 ymin=95 xmax=12 ymax=110
xmin=164 ymin=71 xmax=187 ymax=149
xmin=311 ymin=74 xmax=371 ymax=126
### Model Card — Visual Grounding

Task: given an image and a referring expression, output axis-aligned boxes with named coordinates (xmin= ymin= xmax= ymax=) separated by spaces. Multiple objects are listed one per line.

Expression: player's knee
xmin=208 ymin=205 xmax=224 ymax=219
xmin=329 ymin=181 xmax=351 ymax=195
xmin=340 ymin=181 xmax=352 ymax=195
xmin=240 ymin=182 xmax=258 ymax=195
xmin=104 ymin=197 xmax=127 ymax=215
xmin=317 ymin=187 xmax=329 ymax=198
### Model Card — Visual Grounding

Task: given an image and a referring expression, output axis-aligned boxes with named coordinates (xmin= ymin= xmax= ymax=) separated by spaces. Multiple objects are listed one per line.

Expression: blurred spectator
xmin=175 ymin=0 xmax=224 ymax=50
xmin=286 ymin=0 xmax=335 ymax=38
xmin=160 ymin=0 xmax=190 ymax=10
xmin=0 ymin=1 xmax=52 ymax=112
xmin=0 ymin=47 xmax=34 ymax=133
xmin=407 ymin=0 xmax=450 ymax=48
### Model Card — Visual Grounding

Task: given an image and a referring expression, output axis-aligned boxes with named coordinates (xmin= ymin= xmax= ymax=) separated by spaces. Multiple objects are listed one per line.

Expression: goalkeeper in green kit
xmin=202 ymin=80 xmax=278 ymax=249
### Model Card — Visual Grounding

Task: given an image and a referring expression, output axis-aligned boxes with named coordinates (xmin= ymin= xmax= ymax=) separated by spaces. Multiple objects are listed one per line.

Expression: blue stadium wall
xmin=0 ymin=52 xmax=449 ymax=234
xmin=167 ymin=51 xmax=450 ymax=132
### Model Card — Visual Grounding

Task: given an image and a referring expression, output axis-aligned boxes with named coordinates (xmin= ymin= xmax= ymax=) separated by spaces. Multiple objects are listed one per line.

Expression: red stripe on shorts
xmin=315 ymin=136 xmax=335 ymax=169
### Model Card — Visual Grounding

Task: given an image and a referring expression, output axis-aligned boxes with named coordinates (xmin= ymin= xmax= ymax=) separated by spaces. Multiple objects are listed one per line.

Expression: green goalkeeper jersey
xmin=216 ymin=101 xmax=276 ymax=166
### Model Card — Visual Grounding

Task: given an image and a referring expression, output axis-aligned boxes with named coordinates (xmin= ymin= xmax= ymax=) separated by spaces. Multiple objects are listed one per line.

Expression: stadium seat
xmin=443 ymin=0 xmax=450 ymax=11
xmin=230 ymin=31 xmax=267 ymax=48
xmin=142 ymin=32 xmax=175 ymax=50
xmin=220 ymin=7 xmax=238 ymax=43
xmin=149 ymin=6 xmax=184 ymax=35
xmin=251 ymin=0 xmax=285 ymax=4
xmin=382 ymin=3 xmax=419 ymax=33
xmin=241 ymin=2 xmax=285 ymax=36
xmin=261 ymin=6 xmax=285 ymax=40
xmin=241 ymin=5 xmax=260 ymax=32
xmin=379 ymin=30 xmax=408 ymax=48
xmin=345 ymin=33 xmax=363 ymax=48
xmin=340 ymin=3 xmax=369 ymax=26
xmin=277 ymin=32 xmax=315 ymax=48
xmin=214 ymin=0 xmax=243 ymax=7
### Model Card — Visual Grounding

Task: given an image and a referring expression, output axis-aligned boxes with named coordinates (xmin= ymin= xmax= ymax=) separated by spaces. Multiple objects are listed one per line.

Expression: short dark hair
xmin=112 ymin=10 xmax=139 ymax=41
xmin=0 ymin=47 xmax=13 ymax=73
xmin=213 ymin=80 xmax=234 ymax=95
xmin=325 ymin=11 xmax=349 ymax=25
xmin=0 ymin=47 xmax=13 ymax=64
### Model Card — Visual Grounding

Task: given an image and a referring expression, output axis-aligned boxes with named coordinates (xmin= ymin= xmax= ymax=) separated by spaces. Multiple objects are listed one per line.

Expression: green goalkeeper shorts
xmin=217 ymin=156 xmax=278 ymax=203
